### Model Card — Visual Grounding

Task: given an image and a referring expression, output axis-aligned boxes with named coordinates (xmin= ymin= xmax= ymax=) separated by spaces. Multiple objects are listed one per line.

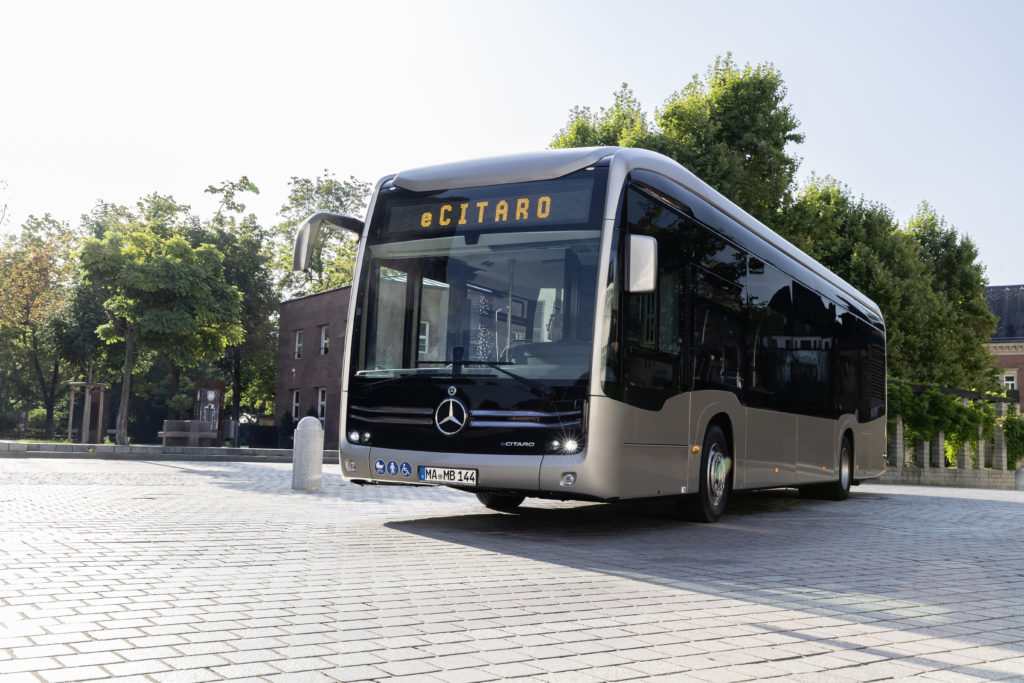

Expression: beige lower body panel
xmin=339 ymin=392 xmax=889 ymax=500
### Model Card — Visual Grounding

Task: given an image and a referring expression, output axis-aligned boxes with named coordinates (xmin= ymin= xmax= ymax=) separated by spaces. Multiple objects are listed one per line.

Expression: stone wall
xmin=878 ymin=466 xmax=1017 ymax=490
xmin=0 ymin=440 xmax=339 ymax=463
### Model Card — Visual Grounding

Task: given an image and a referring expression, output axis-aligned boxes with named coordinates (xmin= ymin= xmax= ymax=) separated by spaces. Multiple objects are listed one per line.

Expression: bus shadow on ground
xmin=387 ymin=487 xmax=1024 ymax=675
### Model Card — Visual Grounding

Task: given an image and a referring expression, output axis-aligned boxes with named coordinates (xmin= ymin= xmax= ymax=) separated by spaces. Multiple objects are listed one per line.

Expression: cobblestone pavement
xmin=1 ymin=458 xmax=1023 ymax=682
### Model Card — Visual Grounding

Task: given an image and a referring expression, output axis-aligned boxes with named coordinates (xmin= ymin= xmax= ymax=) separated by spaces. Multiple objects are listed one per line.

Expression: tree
xmin=658 ymin=55 xmax=803 ymax=225
xmin=0 ymin=215 xmax=76 ymax=438
xmin=80 ymin=199 xmax=244 ymax=444
xmin=552 ymin=55 xmax=803 ymax=227
xmin=272 ymin=171 xmax=371 ymax=298
xmin=203 ymin=177 xmax=279 ymax=427
xmin=780 ymin=177 xmax=996 ymax=389
xmin=552 ymin=57 xmax=996 ymax=392
xmin=907 ymin=202 xmax=997 ymax=388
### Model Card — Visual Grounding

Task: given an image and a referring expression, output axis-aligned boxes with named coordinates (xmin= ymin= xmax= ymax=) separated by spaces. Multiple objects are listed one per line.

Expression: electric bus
xmin=293 ymin=147 xmax=886 ymax=521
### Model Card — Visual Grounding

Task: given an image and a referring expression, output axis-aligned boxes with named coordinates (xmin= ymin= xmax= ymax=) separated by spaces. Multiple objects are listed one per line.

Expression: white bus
xmin=294 ymin=147 xmax=886 ymax=521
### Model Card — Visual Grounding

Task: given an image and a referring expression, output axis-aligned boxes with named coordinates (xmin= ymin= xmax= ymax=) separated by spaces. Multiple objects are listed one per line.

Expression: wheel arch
xmin=842 ymin=427 xmax=855 ymax=468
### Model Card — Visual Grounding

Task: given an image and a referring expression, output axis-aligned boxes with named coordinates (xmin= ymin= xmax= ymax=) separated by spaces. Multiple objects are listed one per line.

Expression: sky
xmin=2 ymin=0 xmax=1023 ymax=283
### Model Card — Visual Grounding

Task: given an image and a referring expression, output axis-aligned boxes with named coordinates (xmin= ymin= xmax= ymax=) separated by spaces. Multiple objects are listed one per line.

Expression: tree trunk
xmin=115 ymin=327 xmax=135 ymax=446
xmin=168 ymin=362 xmax=180 ymax=420
xmin=232 ymin=348 xmax=242 ymax=447
xmin=27 ymin=326 xmax=60 ymax=440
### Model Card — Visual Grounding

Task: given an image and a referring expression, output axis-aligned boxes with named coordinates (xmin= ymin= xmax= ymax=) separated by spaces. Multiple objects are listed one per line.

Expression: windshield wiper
xmin=452 ymin=360 xmax=555 ymax=399
xmin=364 ymin=371 xmax=449 ymax=391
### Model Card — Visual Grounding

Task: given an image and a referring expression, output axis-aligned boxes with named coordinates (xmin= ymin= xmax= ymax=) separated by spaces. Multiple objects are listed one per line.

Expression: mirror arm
xmin=293 ymin=212 xmax=364 ymax=272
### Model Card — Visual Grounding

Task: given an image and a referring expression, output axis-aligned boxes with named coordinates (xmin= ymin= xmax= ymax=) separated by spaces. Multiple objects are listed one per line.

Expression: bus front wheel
xmin=683 ymin=424 xmax=732 ymax=523
xmin=476 ymin=491 xmax=525 ymax=512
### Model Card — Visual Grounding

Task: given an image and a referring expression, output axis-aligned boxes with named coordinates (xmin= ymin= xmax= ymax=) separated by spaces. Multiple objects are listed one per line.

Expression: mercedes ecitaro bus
xmin=293 ymin=147 xmax=886 ymax=522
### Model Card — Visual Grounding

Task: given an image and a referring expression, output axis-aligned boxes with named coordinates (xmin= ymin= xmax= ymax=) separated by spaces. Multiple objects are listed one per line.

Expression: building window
xmin=1005 ymin=373 xmax=1017 ymax=391
xmin=317 ymin=387 xmax=327 ymax=425
xmin=418 ymin=320 xmax=430 ymax=355
xmin=320 ymin=325 xmax=329 ymax=355
xmin=291 ymin=390 xmax=301 ymax=420
xmin=294 ymin=330 xmax=304 ymax=359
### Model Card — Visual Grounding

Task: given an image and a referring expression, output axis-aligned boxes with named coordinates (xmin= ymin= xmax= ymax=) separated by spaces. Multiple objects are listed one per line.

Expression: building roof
xmin=280 ymin=285 xmax=351 ymax=306
xmin=985 ymin=285 xmax=1024 ymax=342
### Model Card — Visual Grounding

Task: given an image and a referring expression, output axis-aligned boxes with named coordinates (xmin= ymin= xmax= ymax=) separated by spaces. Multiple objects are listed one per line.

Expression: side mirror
xmin=627 ymin=234 xmax=657 ymax=293
xmin=293 ymin=212 xmax=364 ymax=272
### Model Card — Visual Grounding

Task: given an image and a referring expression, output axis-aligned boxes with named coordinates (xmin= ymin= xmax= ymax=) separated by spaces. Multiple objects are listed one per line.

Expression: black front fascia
xmin=347 ymin=376 xmax=588 ymax=455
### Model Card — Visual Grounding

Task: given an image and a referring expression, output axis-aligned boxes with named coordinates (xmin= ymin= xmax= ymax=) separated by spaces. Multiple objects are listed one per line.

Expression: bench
xmin=158 ymin=420 xmax=219 ymax=447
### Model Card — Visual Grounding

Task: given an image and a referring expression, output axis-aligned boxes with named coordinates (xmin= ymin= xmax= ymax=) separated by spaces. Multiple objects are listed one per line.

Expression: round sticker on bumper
xmin=399 ymin=462 xmax=412 ymax=477
xmin=373 ymin=459 xmax=386 ymax=475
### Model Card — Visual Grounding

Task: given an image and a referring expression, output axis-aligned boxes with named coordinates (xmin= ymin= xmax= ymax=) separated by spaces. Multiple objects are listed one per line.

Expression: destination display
xmin=380 ymin=178 xmax=596 ymax=237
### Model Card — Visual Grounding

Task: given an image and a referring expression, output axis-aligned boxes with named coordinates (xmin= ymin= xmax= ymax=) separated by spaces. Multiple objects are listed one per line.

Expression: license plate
xmin=419 ymin=466 xmax=477 ymax=485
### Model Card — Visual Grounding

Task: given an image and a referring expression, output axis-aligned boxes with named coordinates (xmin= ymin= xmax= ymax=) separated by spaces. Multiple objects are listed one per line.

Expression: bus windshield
xmin=351 ymin=171 xmax=606 ymax=390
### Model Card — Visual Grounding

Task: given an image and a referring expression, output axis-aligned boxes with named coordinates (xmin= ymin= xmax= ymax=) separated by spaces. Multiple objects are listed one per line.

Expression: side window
xmin=619 ymin=185 xmax=690 ymax=409
xmin=692 ymin=267 xmax=744 ymax=393
xmin=693 ymin=226 xmax=746 ymax=283
xmin=745 ymin=259 xmax=791 ymax=407
xmin=789 ymin=282 xmax=836 ymax=418
xmin=865 ymin=324 xmax=886 ymax=422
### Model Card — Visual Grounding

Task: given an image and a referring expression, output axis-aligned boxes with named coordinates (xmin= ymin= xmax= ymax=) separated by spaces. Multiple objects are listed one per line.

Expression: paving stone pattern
xmin=1 ymin=458 xmax=1023 ymax=681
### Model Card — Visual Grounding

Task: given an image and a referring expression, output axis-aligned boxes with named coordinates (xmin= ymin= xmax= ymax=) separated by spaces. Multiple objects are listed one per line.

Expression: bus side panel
xmin=796 ymin=414 xmax=838 ymax=484
xmin=552 ymin=394 xmax=691 ymax=500
xmin=860 ymin=415 xmax=887 ymax=479
xmin=742 ymin=407 xmax=796 ymax=489
xmin=688 ymin=391 xmax=747 ymax=491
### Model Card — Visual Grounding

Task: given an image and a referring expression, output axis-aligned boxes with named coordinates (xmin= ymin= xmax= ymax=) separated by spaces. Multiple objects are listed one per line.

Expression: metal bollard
xmin=1016 ymin=466 xmax=1024 ymax=492
xmin=292 ymin=416 xmax=323 ymax=491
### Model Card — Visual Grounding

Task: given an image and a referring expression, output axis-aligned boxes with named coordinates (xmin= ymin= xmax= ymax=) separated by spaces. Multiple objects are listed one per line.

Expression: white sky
xmin=2 ymin=0 xmax=1022 ymax=283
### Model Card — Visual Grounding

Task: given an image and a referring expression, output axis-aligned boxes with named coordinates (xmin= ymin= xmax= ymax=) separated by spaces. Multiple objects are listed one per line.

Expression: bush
xmin=1003 ymin=408 xmax=1024 ymax=470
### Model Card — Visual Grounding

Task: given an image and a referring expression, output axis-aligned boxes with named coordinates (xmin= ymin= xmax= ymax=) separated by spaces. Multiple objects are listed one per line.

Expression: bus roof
xmin=392 ymin=147 xmax=883 ymax=323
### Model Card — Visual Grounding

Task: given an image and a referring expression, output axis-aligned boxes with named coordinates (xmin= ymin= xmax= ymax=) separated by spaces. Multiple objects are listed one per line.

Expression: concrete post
xmin=959 ymin=400 xmax=971 ymax=469
xmin=977 ymin=423 xmax=987 ymax=470
xmin=917 ymin=440 xmax=929 ymax=469
xmin=292 ymin=416 xmax=323 ymax=491
xmin=994 ymin=402 xmax=1008 ymax=471
xmin=888 ymin=415 xmax=904 ymax=470
xmin=931 ymin=431 xmax=945 ymax=469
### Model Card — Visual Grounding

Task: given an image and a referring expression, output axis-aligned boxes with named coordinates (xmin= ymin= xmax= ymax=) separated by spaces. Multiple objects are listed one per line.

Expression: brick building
xmin=984 ymin=285 xmax=1024 ymax=397
xmin=275 ymin=287 xmax=351 ymax=449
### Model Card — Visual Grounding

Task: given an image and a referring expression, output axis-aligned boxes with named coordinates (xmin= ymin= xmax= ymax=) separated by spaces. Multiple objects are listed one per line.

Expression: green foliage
xmin=906 ymin=203 xmax=997 ymax=389
xmin=279 ymin=411 xmax=296 ymax=435
xmin=552 ymin=58 xmax=997 ymax=393
xmin=80 ymin=198 xmax=245 ymax=443
xmin=0 ymin=215 xmax=79 ymax=438
xmin=202 ymin=178 xmax=278 ymax=421
xmin=1002 ymin=407 xmax=1024 ymax=469
xmin=27 ymin=407 xmax=47 ymax=430
xmin=888 ymin=383 xmax=996 ymax=466
xmin=780 ymin=179 xmax=996 ymax=389
xmin=552 ymin=54 xmax=803 ymax=226
xmin=273 ymin=171 xmax=371 ymax=298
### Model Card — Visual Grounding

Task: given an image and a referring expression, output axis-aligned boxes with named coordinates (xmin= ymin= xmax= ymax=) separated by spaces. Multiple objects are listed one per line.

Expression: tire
xmin=686 ymin=424 xmax=732 ymax=523
xmin=476 ymin=491 xmax=525 ymax=512
xmin=822 ymin=435 xmax=853 ymax=501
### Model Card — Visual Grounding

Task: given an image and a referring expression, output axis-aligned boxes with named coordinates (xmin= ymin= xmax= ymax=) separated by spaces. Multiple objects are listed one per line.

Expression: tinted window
xmin=745 ymin=259 xmax=791 ymax=408
xmin=790 ymin=282 xmax=836 ymax=417
xmin=617 ymin=186 xmax=690 ymax=409
xmin=692 ymin=267 xmax=744 ymax=394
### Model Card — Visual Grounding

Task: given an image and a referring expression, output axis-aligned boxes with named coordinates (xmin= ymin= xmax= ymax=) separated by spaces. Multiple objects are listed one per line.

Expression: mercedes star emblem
xmin=434 ymin=397 xmax=468 ymax=436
